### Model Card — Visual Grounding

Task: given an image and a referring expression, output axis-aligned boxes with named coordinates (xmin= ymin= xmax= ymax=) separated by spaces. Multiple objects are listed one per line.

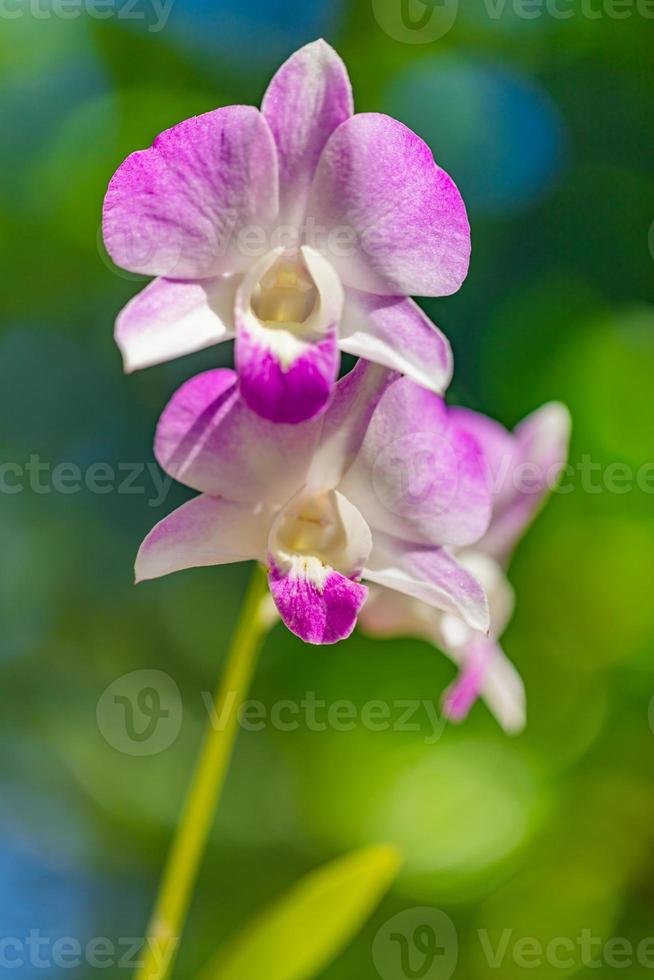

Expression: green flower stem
xmin=134 ymin=564 xmax=271 ymax=980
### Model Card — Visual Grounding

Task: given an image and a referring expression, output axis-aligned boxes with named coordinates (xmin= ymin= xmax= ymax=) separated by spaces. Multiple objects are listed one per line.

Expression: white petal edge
xmin=338 ymin=292 xmax=453 ymax=395
xmin=363 ymin=532 xmax=490 ymax=633
xmin=115 ymin=276 xmax=238 ymax=374
xmin=135 ymin=494 xmax=270 ymax=583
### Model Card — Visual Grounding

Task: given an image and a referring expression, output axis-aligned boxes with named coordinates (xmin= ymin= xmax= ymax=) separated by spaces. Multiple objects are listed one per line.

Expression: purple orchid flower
xmin=360 ymin=401 xmax=571 ymax=731
xmin=103 ymin=40 xmax=470 ymax=424
xmin=135 ymin=362 xmax=492 ymax=645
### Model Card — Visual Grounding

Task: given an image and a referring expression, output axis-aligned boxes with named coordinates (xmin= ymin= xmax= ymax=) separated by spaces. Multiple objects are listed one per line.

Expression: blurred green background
xmin=1 ymin=0 xmax=654 ymax=977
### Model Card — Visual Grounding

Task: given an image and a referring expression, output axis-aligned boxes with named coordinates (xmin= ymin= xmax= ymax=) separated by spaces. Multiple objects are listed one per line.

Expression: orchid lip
xmin=265 ymin=487 xmax=372 ymax=645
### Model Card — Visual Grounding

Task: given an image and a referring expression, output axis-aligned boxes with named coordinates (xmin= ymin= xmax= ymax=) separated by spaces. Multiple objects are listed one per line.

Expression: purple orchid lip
xmin=104 ymin=39 xmax=468 ymax=423
xmin=268 ymin=560 xmax=368 ymax=645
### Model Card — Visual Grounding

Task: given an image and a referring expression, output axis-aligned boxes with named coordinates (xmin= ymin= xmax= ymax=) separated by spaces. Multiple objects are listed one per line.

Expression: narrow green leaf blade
xmin=199 ymin=844 xmax=402 ymax=980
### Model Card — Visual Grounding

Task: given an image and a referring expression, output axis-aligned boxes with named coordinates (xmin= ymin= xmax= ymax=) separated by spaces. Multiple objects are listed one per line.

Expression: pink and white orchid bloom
xmin=103 ymin=39 xmax=469 ymax=425
xmin=135 ymin=362 xmax=492 ymax=645
xmin=360 ymin=401 xmax=571 ymax=732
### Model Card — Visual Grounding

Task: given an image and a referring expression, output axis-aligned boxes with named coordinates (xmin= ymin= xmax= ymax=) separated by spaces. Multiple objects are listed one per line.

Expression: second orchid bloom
xmin=103 ymin=39 xmax=468 ymax=423
xmin=137 ymin=363 xmax=492 ymax=645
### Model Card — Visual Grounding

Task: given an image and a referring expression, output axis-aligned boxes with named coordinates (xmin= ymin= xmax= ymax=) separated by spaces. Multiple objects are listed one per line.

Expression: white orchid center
xmin=269 ymin=489 xmax=373 ymax=589
xmin=273 ymin=491 xmax=346 ymax=574
xmin=251 ymin=255 xmax=318 ymax=331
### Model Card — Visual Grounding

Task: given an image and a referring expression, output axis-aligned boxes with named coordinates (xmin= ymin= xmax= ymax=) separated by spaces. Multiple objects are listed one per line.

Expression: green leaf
xmin=198 ymin=845 xmax=402 ymax=980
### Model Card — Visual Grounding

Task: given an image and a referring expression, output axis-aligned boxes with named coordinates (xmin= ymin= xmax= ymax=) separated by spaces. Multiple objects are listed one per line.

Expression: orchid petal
xmin=267 ymin=488 xmax=371 ymax=644
xmin=268 ymin=564 xmax=367 ymax=645
xmin=442 ymin=633 xmax=496 ymax=723
xmin=103 ymin=106 xmax=278 ymax=279
xmin=115 ymin=276 xmax=237 ymax=373
xmin=262 ymin=39 xmax=353 ymax=226
xmin=235 ymin=246 xmax=342 ymax=423
xmin=155 ymin=369 xmax=319 ymax=504
xmin=308 ymin=360 xmax=397 ymax=491
xmin=364 ymin=532 xmax=490 ymax=633
xmin=340 ymin=378 xmax=492 ymax=548
xmin=339 ymin=291 xmax=453 ymax=394
xmin=474 ymin=640 xmax=526 ymax=733
xmin=480 ymin=401 xmax=571 ymax=562
xmin=448 ymin=407 xmax=518 ymax=514
xmin=307 ymin=113 xmax=470 ymax=297
xmin=135 ymin=494 xmax=269 ymax=583
xmin=451 ymin=551 xmax=515 ymax=640
xmin=442 ymin=635 xmax=526 ymax=734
